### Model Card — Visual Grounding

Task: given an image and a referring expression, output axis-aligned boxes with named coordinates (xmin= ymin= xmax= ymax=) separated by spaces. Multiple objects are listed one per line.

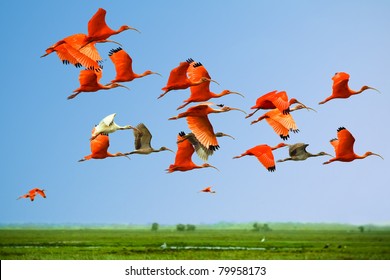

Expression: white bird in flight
xmin=90 ymin=113 xmax=138 ymax=140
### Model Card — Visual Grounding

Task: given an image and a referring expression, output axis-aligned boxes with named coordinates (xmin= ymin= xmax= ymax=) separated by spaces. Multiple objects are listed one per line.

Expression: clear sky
xmin=1 ymin=0 xmax=389 ymax=226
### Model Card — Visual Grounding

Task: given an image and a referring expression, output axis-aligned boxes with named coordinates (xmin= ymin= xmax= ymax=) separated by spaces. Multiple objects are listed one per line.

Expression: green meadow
xmin=1 ymin=223 xmax=389 ymax=260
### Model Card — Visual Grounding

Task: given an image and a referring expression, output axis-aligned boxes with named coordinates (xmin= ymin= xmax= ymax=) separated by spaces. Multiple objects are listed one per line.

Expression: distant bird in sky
xmin=233 ymin=143 xmax=287 ymax=172
xmin=90 ymin=113 xmax=138 ymax=140
xmin=158 ymin=59 xmax=218 ymax=99
xmin=68 ymin=69 xmax=129 ymax=99
xmin=319 ymin=72 xmax=381 ymax=105
xmin=246 ymin=90 xmax=308 ymax=118
xmin=168 ymin=103 xmax=246 ymax=150
xmin=176 ymin=61 xmax=243 ymax=110
xmin=166 ymin=133 xmax=219 ymax=173
xmin=251 ymin=104 xmax=315 ymax=140
xmin=277 ymin=143 xmax=332 ymax=162
xmin=80 ymin=8 xmax=140 ymax=49
xmin=17 ymin=188 xmax=46 ymax=202
xmin=178 ymin=131 xmax=234 ymax=162
xmin=108 ymin=47 xmax=161 ymax=84
xmin=323 ymin=127 xmax=383 ymax=164
xmin=199 ymin=186 xmax=216 ymax=194
xmin=127 ymin=123 xmax=174 ymax=155
xmin=79 ymin=129 xmax=130 ymax=161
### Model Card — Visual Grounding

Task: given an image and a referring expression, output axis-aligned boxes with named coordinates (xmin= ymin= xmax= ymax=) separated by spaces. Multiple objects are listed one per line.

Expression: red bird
xmin=80 ymin=8 xmax=139 ymax=49
xmin=233 ymin=143 xmax=287 ymax=172
xmin=68 ymin=69 xmax=129 ymax=99
xmin=108 ymin=47 xmax=160 ymax=83
xmin=199 ymin=187 xmax=216 ymax=194
xmin=158 ymin=59 xmax=217 ymax=99
xmin=79 ymin=129 xmax=130 ymax=161
xmin=246 ymin=90 xmax=307 ymax=118
xmin=166 ymin=133 xmax=218 ymax=173
xmin=176 ymin=61 xmax=243 ymax=110
xmin=169 ymin=103 xmax=246 ymax=150
xmin=17 ymin=188 xmax=46 ymax=202
xmin=319 ymin=72 xmax=381 ymax=104
xmin=323 ymin=127 xmax=383 ymax=164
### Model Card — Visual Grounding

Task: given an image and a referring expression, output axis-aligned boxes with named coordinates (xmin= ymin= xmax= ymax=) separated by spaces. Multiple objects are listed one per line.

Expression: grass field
xmin=1 ymin=226 xmax=389 ymax=260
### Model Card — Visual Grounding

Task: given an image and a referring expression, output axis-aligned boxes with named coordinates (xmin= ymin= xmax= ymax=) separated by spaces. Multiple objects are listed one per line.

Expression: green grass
xmin=1 ymin=228 xmax=389 ymax=260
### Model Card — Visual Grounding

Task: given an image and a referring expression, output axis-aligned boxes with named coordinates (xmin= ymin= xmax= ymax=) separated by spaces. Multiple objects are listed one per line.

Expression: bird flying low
xmin=323 ymin=127 xmax=383 ymax=164
xmin=168 ymin=103 xmax=246 ymax=151
xmin=68 ymin=69 xmax=129 ymax=99
xmin=199 ymin=186 xmax=216 ymax=194
xmin=90 ymin=113 xmax=138 ymax=140
xmin=233 ymin=143 xmax=287 ymax=172
xmin=158 ymin=58 xmax=218 ymax=99
xmin=250 ymin=104 xmax=316 ymax=140
xmin=166 ymin=133 xmax=219 ymax=173
xmin=17 ymin=188 xmax=46 ymax=202
xmin=79 ymin=128 xmax=130 ymax=161
xmin=127 ymin=123 xmax=174 ymax=155
xmin=277 ymin=143 xmax=332 ymax=162
xmin=319 ymin=72 xmax=381 ymax=105
xmin=107 ymin=47 xmax=161 ymax=84
xmin=177 ymin=131 xmax=234 ymax=162
xmin=246 ymin=90 xmax=308 ymax=118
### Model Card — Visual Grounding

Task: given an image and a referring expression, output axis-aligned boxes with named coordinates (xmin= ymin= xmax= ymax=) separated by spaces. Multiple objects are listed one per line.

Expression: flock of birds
xmin=18 ymin=7 xmax=384 ymax=201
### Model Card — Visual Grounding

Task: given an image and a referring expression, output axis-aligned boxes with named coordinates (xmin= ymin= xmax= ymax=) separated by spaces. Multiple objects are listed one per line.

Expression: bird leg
xmin=245 ymin=109 xmax=259 ymax=119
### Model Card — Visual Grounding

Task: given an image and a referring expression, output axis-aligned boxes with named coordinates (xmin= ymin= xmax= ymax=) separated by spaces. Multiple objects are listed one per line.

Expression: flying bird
xmin=90 ymin=113 xmax=138 ymax=140
xmin=41 ymin=33 xmax=120 ymax=71
xmin=277 ymin=143 xmax=332 ymax=162
xmin=169 ymin=103 xmax=246 ymax=150
xmin=80 ymin=8 xmax=140 ymax=49
xmin=323 ymin=127 xmax=383 ymax=164
xmin=67 ymin=69 xmax=129 ymax=99
xmin=176 ymin=61 xmax=243 ymax=110
xmin=319 ymin=72 xmax=381 ymax=105
xmin=251 ymin=104 xmax=315 ymax=140
xmin=79 ymin=129 xmax=130 ymax=161
xmin=246 ymin=90 xmax=308 ymax=118
xmin=177 ymin=131 xmax=234 ymax=162
xmin=233 ymin=143 xmax=287 ymax=172
xmin=199 ymin=186 xmax=216 ymax=194
xmin=127 ymin=123 xmax=174 ymax=155
xmin=17 ymin=188 xmax=46 ymax=202
xmin=108 ymin=47 xmax=161 ymax=84
xmin=158 ymin=59 xmax=218 ymax=99
xmin=166 ymin=133 xmax=219 ymax=173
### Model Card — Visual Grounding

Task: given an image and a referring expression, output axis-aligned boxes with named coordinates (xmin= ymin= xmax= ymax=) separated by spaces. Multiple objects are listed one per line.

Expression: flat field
xmin=1 ymin=228 xmax=389 ymax=260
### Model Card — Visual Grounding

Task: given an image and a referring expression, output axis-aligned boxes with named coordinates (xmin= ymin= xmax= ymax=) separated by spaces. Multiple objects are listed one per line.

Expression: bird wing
xmin=335 ymin=127 xmax=355 ymax=157
xmin=165 ymin=61 xmax=191 ymax=85
xmin=87 ymin=8 xmax=113 ymax=39
xmin=182 ymin=132 xmax=213 ymax=162
xmin=332 ymin=72 xmax=351 ymax=98
xmin=78 ymin=69 xmax=100 ymax=87
xmin=270 ymin=111 xmax=298 ymax=131
xmin=90 ymin=134 xmax=110 ymax=155
xmin=264 ymin=117 xmax=290 ymax=138
xmin=109 ymin=48 xmax=134 ymax=81
xmin=36 ymin=189 xmax=46 ymax=198
xmin=250 ymin=146 xmax=275 ymax=170
xmin=134 ymin=123 xmax=152 ymax=150
xmin=174 ymin=134 xmax=195 ymax=165
xmin=187 ymin=61 xmax=212 ymax=95
xmin=64 ymin=34 xmax=103 ymax=62
xmin=186 ymin=116 xmax=218 ymax=149
xmin=252 ymin=90 xmax=278 ymax=109
xmin=52 ymin=44 xmax=81 ymax=66
xmin=64 ymin=43 xmax=101 ymax=70
xmin=289 ymin=143 xmax=309 ymax=157
xmin=271 ymin=91 xmax=290 ymax=113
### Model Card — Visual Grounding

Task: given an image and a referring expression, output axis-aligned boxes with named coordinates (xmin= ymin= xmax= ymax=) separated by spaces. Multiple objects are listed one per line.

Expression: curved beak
xmin=208 ymin=79 xmax=220 ymax=85
xmin=166 ymin=148 xmax=175 ymax=153
xmin=220 ymin=133 xmax=235 ymax=140
xmin=117 ymin=84 xmax=130 ymax=90
xmin=130 ymin=27 xmax=141 ymax=34
xmin=208 ymin=165 xmax=220 ymax=171
xmin=372 ymin=153 xmax=384 ymax=160
xmin=229 ymin=107 xmax=247 ymax=115
xmin=367 ymin=87 xmax=381 ymax=94
xmin=152 ymin=72 xmax=162 ymax=77
xmin=324 ymin=153 xmax=333 ymax=157
xmin=98 ymin=39 xmax=122 ymax=46
xmin=230 ymin=91 xmax=245 ymax=98
xmin=304 ymin=105 xmax=317 ymax=113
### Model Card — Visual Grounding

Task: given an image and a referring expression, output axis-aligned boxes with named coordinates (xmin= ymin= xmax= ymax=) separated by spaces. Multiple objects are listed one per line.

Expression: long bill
xmin=230 ymin=91 xmax=245 ymax=98
xmin=229 ymin=107 xmax=247 ymax=115
xmin=367 ymin=86 xmax=382 ymax=94
xmin=372 ymin=153 xmax=384 ymax=160
xmin=208 ymin=78 xmax=220 ymax=85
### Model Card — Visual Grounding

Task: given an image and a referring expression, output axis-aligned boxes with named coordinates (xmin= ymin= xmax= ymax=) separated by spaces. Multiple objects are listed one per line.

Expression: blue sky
xmin=1 ymin=0 xmax=389 ymax=226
